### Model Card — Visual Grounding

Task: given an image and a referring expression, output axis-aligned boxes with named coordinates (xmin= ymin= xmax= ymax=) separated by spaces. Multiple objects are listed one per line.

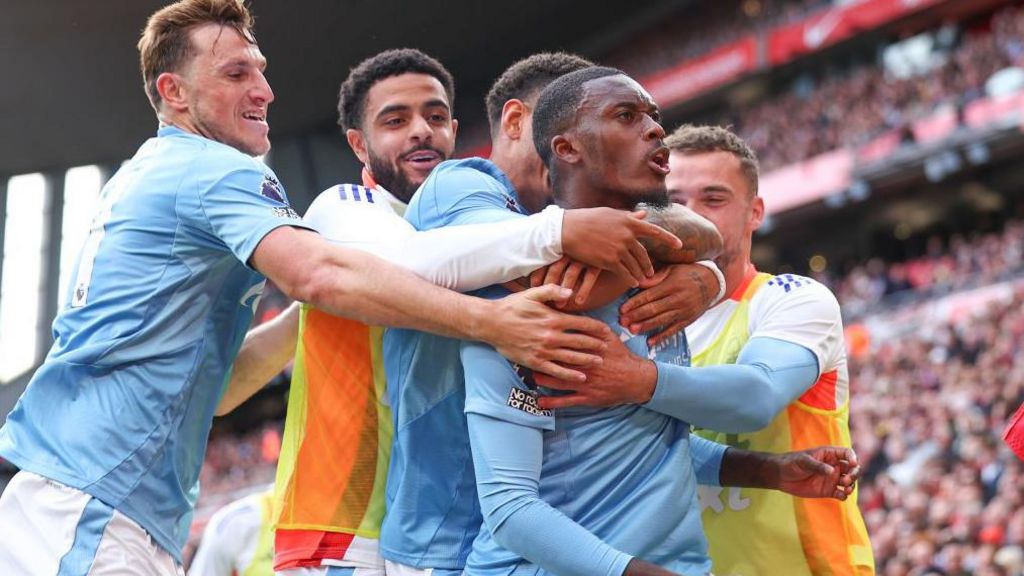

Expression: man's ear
xmin=551 ymin=133 xmax=581 ymax=165
xmin=346 ymin=129 xmax=369 ymax=165
xmin=749 ymin=195 xmax=765 ymax=232
xmin=500 ymin=99 xmax=527 ymax=141
xmin=156 ymin=72 xmax=189 ymax=113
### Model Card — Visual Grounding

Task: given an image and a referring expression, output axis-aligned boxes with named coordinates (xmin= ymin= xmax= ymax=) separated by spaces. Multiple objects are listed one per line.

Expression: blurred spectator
xmin=826 ymin=220 xmax=1024 ymax=319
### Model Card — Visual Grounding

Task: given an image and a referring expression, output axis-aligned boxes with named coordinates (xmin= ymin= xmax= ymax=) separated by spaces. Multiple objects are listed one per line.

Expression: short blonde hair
xmin=137 ymin=0 xmax=255 ymax=112
xmin=665 ymin=124 xmax=760 ymax=196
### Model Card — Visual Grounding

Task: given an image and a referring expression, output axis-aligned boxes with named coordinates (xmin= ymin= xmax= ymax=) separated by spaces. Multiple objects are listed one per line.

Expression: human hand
xmin=773 ymin=446 xmax=860 ymax=500
xmin=526 ymin=257 xmax=603 ymax=307
xmin=619 ymin=263 xmax=719 ymax=347
xmin=562 ymin=208 xmax=682 ymax=288
xmin=481 ymin=284 xmax=613 ymax=383
xmin=534 ymin=328 xmax=657 ymax=409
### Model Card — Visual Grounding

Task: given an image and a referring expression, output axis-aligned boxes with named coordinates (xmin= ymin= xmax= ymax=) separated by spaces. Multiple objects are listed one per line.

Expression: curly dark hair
xmin=337 ymin=48 xmax=454 ymax=131
xmin=531 ymin=66 xmax=622 ymax=168
xmin=484 ymin=52 xmax=593 ymax=137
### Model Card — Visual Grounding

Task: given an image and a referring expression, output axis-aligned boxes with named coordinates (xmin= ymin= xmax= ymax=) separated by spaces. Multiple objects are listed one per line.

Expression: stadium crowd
xmin=851 ymin=288 xmax=1024 ymax=575
xmin=602 ymin=0 xmax=829 ymax=77
xmin=727 ymin=4 xmax=1024 ymax=170
xmin=822 ymin=217 xmax=1024 ymax=320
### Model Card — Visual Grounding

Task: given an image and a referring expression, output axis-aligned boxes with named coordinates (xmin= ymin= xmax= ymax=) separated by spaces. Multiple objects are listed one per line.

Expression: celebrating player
xmin=0 ymin=2 xmax=649 ymax=573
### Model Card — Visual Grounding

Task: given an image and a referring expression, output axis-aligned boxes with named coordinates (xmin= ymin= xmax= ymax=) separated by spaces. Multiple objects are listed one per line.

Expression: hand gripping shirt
xmin=273 ymin=169 xmax=564 ymax=571
xmin=686 ymin=266 xmax=875 ymax=576
xmin=0 ymin=126 xmax=312 ymax=562
xmin=462 ymin=291 xmax=714 ymax=576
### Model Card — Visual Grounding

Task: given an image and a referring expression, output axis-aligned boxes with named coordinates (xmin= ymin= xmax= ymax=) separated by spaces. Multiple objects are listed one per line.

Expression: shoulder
xmin=306 ymin=184 xmax=389 ymax=215
xmin=414 ymin=159 xmax=509 ymax=203
xmin=751 ymin=274 xmax=842 ymax=322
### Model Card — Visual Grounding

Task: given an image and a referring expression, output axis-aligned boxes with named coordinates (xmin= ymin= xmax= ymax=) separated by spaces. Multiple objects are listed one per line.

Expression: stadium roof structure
xmin=1 ymin=0 xmax=683 ymax=177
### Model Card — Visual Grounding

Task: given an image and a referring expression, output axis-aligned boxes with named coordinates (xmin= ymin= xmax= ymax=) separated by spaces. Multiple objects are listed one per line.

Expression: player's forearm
xmin=645 ymin=338 xmax=818 ymax=432
xmin=469 ymin=414 xmax=633 ymax=576
xmin=296 ymin=246 xmax=493 ymax=340
xmin=640 ymin=204 xmax=722 ymax=264
xmin=717 ymin=447 xmax=779 ymax=490
xmin=217 ymin=301 xmax=300 ymax=416
xmin=389 ymin=206 xmax=563 ymax=291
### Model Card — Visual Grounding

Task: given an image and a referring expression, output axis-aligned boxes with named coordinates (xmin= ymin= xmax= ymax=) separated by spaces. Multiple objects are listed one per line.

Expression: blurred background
xmin=2 ymin=0 xmax=1024 ymax=573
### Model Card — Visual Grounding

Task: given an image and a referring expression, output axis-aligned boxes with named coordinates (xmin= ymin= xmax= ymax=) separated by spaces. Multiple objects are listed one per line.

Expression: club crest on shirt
xmin=260 ymin=174 xmax=286 ymax=204
xmin=504 ymin=194 xmax=520 ymax=213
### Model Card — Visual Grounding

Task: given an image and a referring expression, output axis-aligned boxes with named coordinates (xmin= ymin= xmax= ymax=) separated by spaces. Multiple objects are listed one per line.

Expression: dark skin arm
xmin=719 ymin=446 xmax=861 ymax=500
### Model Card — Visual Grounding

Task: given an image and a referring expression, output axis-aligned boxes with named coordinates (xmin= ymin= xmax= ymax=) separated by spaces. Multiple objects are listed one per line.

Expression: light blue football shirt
xmin=0 ymin=126 xmax=313 ymax=562
xmin=462 ymin=290 xmax=713 ymax=576
xmin=381 ymin=158 xmax=527 ymax=568
xmin=381 ymin=158 xmax=724 ymax=572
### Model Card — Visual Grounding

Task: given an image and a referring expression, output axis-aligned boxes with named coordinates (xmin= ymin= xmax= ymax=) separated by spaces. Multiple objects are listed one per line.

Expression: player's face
xmin=181 ymin=24 xmax=274 ymax=156
xmin=351 ymin=73 xmax=457 ymax=203
xmin=666 ymin=150 xmax=763 ymax=270
xmin=575 ymin=75 xmax=669 ymax=205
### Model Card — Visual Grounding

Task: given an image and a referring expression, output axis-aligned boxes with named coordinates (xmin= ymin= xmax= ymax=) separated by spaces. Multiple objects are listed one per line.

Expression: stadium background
xmin=2 ymin=0 xmax=1023 ymax=572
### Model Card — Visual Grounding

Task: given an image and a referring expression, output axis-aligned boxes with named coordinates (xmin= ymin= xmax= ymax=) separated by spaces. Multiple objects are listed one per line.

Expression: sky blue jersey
xmin=381 ymin=159 xmax=527 ymax=569
xmin=381 ymin=158 xmax=725 ymax=571
xmin=0 ymin=126 xmax=313 ymax=563
xmin=462 ymin=289 xmax=713 ymax=576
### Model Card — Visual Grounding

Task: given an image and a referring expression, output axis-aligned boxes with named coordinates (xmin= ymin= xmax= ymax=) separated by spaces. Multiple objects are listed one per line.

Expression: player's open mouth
xmin=242 ymin=111 xmax=267 ymax=125
xmin=648 ymin=146 xmax=670 ymax=175
xmin=404 ymin=150 xmax=442 ymax=170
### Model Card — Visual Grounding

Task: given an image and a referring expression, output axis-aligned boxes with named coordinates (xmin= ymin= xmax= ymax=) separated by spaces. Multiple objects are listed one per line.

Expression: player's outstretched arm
xmin=536 ymin=336 xmax=817 ymax=431
xmin=217 ymin=301 xmax=300 ymax=416
xmin=717 ymin=444 xmax=860 ymax=501
xmin=252 ymin=226 xmax=610 ymax=381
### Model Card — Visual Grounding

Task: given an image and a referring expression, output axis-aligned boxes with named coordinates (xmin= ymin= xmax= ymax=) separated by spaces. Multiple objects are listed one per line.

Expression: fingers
xmin=520 ymin=284 xmax=573 ymax=306
xmin=619 ymin=242 xmax=648 ymax=286
xmin=637 ymin=267 xmax=671 ymax=289
xmin=531 ymin=362 xmax=587 ymax=383
xmin=629 ymin=239 xmax=656 ymax=279
xmin=543 ymin=258 xmax=570 ymax=287
xmin=629 ymin=311 xmax=678 ymax=336
xmin=501 ymin=280 xmax=527 ymax=293
xmin=647 ymin=320 xmax=688 ymax=348
xmin=544 ymin=348 xmax=603 ymax=368
xmin=529 ymin=266 xmax=547 ymax=288
xmin=575 ymin=267 xmax=601 ymax=305
xmin=554 ymin=313 xmax=614 ymax=342
xmin=537 ymin=393 xmax=589 ymax=410
xmin=630 ymin=216 xmax=683 ymax=250
xmin=534 ymin=372 xmax=580 ymax=392
xmin=560 ymin=261 xmax=585 ymax=295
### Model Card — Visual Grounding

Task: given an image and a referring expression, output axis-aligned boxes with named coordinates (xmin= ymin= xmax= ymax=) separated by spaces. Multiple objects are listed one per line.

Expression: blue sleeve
xmin=645 ymin=337 xmax=819 ymax=432
xmin=462 ymin=338 xmax=555 ymax=432
xmin=199 ymin=167 xmax=315 ymax=266
xmin=689 ymin=435 xmax=728 ymax=486
xmin=467 ymin=413 xmax=633 ymax=576
xmin=409 ymin=166 xmax=525 ymax=231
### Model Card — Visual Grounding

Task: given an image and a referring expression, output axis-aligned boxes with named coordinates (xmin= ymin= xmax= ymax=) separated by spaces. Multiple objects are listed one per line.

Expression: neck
xmin=555 ymin=171 xmax=635 ymax=210
xmin=721 ymin=242 xmax=754 ymax=298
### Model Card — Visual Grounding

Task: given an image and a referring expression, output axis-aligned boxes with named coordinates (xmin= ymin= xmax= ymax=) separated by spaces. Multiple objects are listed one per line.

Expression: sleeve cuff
xmin=539 ymin=205 xmax=564 ymax=256
xmin=695 ymin=260 xmax=726 ymax=305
